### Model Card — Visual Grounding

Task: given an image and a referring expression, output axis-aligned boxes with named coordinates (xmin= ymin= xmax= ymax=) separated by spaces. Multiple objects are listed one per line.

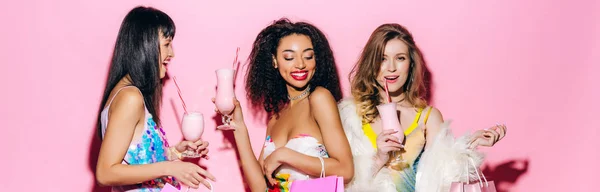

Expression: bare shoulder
xmin=426 ymin=106 xmax=443 ymax=123
xmin=308 ymin=87 xmax=341 ymax=127
xmin=308 ymin=86 xmax=336 ymax=106
xmin=423 ymin=106 xmax=444 ymax=133
xmin=110 ymin=87 xmax=144 ymax=116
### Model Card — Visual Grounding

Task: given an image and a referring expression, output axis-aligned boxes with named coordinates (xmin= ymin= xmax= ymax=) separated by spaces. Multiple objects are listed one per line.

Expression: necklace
xmin=288 ymin=85 xmax=311 ymax=100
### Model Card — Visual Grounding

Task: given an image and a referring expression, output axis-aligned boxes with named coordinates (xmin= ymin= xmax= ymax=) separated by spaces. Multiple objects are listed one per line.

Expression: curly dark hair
xmin=245 ymin=18 xmax=342 ymax=115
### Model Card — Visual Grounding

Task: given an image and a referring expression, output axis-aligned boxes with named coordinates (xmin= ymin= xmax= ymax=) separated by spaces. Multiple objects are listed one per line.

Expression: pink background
xmin=1 ymin=0 xmax=598 ymax=191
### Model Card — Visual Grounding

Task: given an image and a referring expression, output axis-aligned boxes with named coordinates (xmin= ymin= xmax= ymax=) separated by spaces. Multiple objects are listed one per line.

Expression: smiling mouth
xmin=384 ymin=75 xmax=399 ymax=83
xmin=291 ymin=70 xmax=308 ymax=80
xmin=162 ymin=59 xmax=170 ymax=67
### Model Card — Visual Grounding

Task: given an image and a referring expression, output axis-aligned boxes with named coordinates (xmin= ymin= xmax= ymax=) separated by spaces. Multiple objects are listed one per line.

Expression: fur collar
xmin=338 ymin=98 xmax=486 ymax=192
xmin=338 ymin=99 xmax=396 ymax=192
xmin=415 ymin=122 xmax=485 ymax=192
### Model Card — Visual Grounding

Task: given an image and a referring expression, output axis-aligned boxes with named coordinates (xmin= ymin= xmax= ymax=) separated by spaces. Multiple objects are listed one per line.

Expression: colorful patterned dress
xmin=100 ymin=86 xmax=179 ymax=192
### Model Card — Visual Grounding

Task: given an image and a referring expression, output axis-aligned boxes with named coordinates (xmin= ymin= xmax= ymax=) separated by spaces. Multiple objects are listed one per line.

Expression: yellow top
xmin=362 ymin=107 xmax=432 ymax=149
xmin=361 ymin=107 xmax=434 ymax=191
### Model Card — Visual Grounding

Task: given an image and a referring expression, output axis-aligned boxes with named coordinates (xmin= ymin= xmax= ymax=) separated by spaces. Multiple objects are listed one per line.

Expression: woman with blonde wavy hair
xmin=339 ymin=23 xmax=507 ymax=191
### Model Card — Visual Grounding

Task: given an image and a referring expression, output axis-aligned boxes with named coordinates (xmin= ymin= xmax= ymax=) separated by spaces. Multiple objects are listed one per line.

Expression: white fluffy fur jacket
xmin=338 ymin=99 xmax=485 ymax=192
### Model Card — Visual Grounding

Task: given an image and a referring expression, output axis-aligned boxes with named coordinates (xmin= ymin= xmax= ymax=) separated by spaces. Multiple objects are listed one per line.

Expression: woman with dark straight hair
xmin=95 ymin=6 xmax=215 ymax=191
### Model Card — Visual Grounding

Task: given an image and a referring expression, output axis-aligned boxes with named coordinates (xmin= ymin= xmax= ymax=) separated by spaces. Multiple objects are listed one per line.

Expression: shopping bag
xmin=449 ymin=158 xmax=496 ymax=192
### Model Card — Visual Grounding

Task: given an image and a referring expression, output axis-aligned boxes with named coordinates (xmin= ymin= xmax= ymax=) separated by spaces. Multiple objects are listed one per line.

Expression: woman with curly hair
xmin=339 ymin=23 xmax=507 ymax=191
xmin=214 ymin=18 xmax=353 ymax=192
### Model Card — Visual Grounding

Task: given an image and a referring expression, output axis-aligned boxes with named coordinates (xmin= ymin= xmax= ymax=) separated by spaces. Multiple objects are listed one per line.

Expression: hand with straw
xmin=171 ymin=76 xmax=210 ymax=160
xmin=382 ymin=80 xmax=406 ymax=166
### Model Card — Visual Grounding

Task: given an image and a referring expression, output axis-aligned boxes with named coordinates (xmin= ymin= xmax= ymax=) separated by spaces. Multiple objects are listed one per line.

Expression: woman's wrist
xmin=159 ymin=161 xmax=174 ymax=177
xmin=373 ymin=154 xmax=387 ymax=171
xmin=233 ymin=123 xmax=249 ymax=134
xmin=169 ymin=146 xmax=183 ymax=160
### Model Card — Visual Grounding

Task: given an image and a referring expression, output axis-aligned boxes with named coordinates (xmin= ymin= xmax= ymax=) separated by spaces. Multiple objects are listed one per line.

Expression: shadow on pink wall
xmin=482 ymin=159 xmax=529 ymax=192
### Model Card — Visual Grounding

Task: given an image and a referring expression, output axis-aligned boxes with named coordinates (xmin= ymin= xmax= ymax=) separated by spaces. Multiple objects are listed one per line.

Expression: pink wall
xmin=1 ymin=0 xmax=598 ymax=191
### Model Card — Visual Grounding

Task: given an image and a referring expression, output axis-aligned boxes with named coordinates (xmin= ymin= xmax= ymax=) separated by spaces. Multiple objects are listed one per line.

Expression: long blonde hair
xmin=349 ymin=23 xmax=428 ymax=124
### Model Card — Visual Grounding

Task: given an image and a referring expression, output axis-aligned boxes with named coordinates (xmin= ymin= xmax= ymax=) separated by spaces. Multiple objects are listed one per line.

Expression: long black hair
xmin=97 ymin=6 xmax=175 ymax=136
xmin=245 ymin=18 xmax=342 ymax=115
